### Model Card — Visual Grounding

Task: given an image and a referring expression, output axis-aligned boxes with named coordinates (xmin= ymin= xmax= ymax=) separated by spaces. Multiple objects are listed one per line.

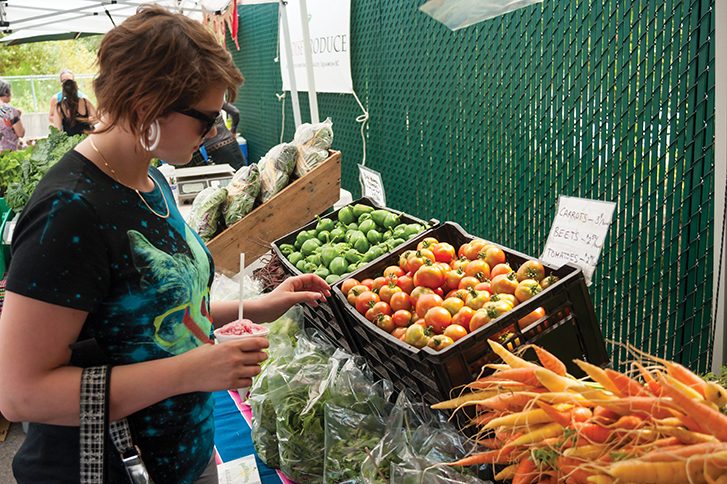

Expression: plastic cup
xmin=213 ymin=321 xmax=270 ymax=400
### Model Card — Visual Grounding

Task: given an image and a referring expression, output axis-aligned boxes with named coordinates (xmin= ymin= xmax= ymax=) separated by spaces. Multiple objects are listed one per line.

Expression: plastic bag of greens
xmin=294 ymin=118 xmax=334 ymax=177
xmin=188 ymin=186 xmax=227 ymax=242
xmin=324 ymin=358 xmax=395 ymax=484
xmin=257 ymin=156 xmax=289 ymax=203
xmin=270 ymin=341 xmax=350 ymax=484
xmin=222 ymin=163 xmax=261 ymax=226
xmin=263 ymin=142 xmax=298 ymax=176
xmin=361 ymin=390 xmax=491 ymax=484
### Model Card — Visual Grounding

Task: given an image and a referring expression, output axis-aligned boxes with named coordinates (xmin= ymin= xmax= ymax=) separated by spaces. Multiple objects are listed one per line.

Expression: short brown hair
xmin=93 ymin=4 xmax=244 ymax=141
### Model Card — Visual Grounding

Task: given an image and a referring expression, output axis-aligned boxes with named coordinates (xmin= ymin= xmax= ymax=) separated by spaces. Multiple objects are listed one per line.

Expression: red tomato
xmin=465 ymin=288 xmax=491 ymax=310
xmin=516 ymin=260 xmax=546 ymax=282
xmin=415 ymin=293 xmax=444 ymax=318
xmin=514 ymin=279 xmax=543 ymax=303
xmin=443 ymin=324 xmax=468 ymax=342
xmin=355 ymin=291 xmax=380 ymax=314
xmin=447 ymin=288 xmax=469 ymax=301
xmin=391 ymin=327 xmax=407 ymax=340
xmin=427 ymin=334 xmax=454 ymax=351
xmin=407 ymin=251 xmax=428 ymax=274
xmin=433 ymin=286 xmax=445 ymax=298
xmin=399 ymin=250 xmax=413 ymax=272
xmin=540 ymin=275 xmax=559 ymax=289
xmin=442 ymin=297 xmax=465 ymax=316
xmin=347 ymin=284 xmax=370 ymax=306
xmin=474 ymin=280 xmax=492 ymax=293
xmin=450 ymin=256 xmax=470 ymax=272
xmin=424 ymin=306 xmax=452 ymax=334
xmin=375 ymin=314 xmax=396 ymax=333
xmin=417 ymin=237 xmax=440 ymax=251
xmin=458 ymin=276 xmax=481 ymax=291
xmin=389 ymin=291 xmax=412 ymax=311
xmin=340 ymin=278 xmax=360 ymax=296
xmin=392 ymin=309 xmax=414 ymax=327
xmin=483 ymin=246 xmax=507 ymax=269
xmin=491 ymin=293 xmax=518 ymax=308
xmin=378 ymin=281 xmax=402 ymax=304
xmin=384 ymin=265 xmax=405 ymax=280
xmin=463 ymin=239 xmax=488 ymax=261
xmin=360 ymin=278 xmax=374 ymax=290
xmin=410 ymin=286 xmax=434 ymax=307
xmin=432 ymin=242 xmax=456 ymax=263
xmin=468 ymin=309 xmax=490 ymax=332
xmin=396 ymin=274 xmax=415 ymax=294
xmin=365 ymin=301 xmax=392 ymax=322
xmin=490 ymin=263 xmax=513 ymax=279
xmin=371 ymin=276 xmax=389 ymax=293
xmin=483 ymin=300 xmax=513 ymax=320
xmin=452 ymin=306 xmax=475 ymax=329
xmin=491 ymin=273 xmax=518 ymax=295
xmin=413 ymin=263 xmax=446 ymax=289
xmin=464 ymin=259 xmax=491 ymax=280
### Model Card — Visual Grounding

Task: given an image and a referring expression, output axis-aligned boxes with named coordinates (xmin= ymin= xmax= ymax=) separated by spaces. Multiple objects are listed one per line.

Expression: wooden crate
xmin=206 ymin=150 xmax=341 ymax=274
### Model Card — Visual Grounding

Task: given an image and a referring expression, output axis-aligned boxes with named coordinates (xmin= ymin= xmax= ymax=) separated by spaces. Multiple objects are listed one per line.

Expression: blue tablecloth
xmin=213 ymin=390 xmax=290 ymax=484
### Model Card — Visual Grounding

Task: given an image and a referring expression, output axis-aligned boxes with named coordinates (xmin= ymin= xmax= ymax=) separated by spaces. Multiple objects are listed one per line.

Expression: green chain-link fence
xmin=231 ymin=0 xmax=716 ymax=373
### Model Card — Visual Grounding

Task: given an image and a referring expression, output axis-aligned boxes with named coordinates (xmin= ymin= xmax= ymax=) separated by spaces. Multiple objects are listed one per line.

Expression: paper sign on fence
xmin=217 ymin=455 xmax=261 ymax=484
xmin=540 ymin=196 xmax=616 ymax=285
xmin=358 ymin=164 xmax=386 ymax=207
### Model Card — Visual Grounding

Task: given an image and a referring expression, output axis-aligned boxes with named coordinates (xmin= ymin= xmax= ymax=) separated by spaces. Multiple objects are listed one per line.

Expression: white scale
xmin=175 ymin=164 xmax=237 ymax=204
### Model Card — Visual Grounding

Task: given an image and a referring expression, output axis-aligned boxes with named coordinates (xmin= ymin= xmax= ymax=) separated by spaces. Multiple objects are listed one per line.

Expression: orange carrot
xmin=556 ymin=456 xmax=592 ymax=484
xmin=604 ymin=368 xmax=650 ymax=397
xmin=653 ymin=425 xmax=718 ymax=445
xmin=606 ymin=452 xmax=727 ymax=483
xmin=505 ymin=422 xmax=564 ymax=447
xmin=590 ymin=396 xmax=679 ymax=419
xmin=512 ymin=456 xmax=539 ymax=484
xmin=664 ymin=361 xmax=709 ymax=397
xmin=660 ymin=379 xmax=727 ymax=441
xmin=633 ymin=361 xmax=663 ymax=396
xmin=469 ymin=379 xmax=537 ymax=390
xmin=431 ymin=389 xmax=498 ymax=409
xmin=470 ymin=412 xmax=502 ymax=426
xmin=485 ymin=408 xmax=555 ymax=429
xmin=592 ymin=405 xmax=620 ymax=424
xmin=476 ymin=367 xmax=542 ymax=387
xmin=530 ymin=345 xmax=567 ymax=376
xmin=536 ymin=401 xmax=571 ymax=426
xmin=613 ymin=415 xmax=644 ymax=430
xmin=446 ymin=446 xmax=518 ymax=466
xmin=573 ymin=422 xmax=611 ymax=444
xmin=637 ymin=441 xmax=727 ymax=462
xmin=534 ymin=368 xmax=581 ymax=392
xmin=573 ymin=359 xmax=621 ymax=395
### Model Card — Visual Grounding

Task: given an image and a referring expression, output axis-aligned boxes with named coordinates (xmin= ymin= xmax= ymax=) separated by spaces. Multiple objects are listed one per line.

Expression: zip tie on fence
xmin=352 ymin=89 xmax=369 ymax=167
xmin=275 ymin=92 xmax=286 ymax=144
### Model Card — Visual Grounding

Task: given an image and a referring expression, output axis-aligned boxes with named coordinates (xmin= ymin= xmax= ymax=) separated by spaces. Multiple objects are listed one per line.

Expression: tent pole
xmin=279 ymin=0 xmax=302 ymax=128
xmin=298 ymin=0 xmax=318 ymax=124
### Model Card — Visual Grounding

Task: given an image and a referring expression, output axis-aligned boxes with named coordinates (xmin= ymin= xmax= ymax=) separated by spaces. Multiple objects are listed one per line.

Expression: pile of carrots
xmin=432 ymin=340 xmax=727 ymax=484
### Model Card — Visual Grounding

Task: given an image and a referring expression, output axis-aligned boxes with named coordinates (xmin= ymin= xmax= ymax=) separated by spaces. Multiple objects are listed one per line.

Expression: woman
xmin=53 ymin=78 xmax=97 ymax=136
xmin=0 ymin=5 xmax=329 ymax=484
xmin=0 ymin=79 xmax=25 ymax=151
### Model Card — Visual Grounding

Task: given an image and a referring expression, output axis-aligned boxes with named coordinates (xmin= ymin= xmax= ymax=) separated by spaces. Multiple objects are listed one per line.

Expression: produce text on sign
xmin=540 ymin=195 xmax=616 ymax=285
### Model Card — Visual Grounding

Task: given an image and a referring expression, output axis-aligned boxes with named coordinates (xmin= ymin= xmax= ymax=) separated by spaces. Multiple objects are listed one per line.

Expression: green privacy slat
xmin=230 ymin=0 xmax=715 ymax=372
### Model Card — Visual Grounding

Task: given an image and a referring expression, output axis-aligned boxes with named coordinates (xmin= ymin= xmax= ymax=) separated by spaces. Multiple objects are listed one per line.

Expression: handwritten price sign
xmin=540 ymin=196 xmax=616 ymax=285
xmin=358 ymin=164 xmax=386 ymax=207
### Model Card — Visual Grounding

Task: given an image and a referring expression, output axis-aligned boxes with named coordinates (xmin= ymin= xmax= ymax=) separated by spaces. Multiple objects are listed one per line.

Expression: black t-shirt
xmin=7 ymin=149 xmax=216 ymax=483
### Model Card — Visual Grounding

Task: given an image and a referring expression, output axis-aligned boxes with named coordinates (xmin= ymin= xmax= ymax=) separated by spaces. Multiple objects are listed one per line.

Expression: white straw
xmin=238 ymin=253 xmax=245 ymax=321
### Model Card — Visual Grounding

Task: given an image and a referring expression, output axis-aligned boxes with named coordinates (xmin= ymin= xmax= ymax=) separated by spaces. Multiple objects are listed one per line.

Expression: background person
xmin=0 ymin=79 xmax=25 ymax=151
xmin=48 ymin=69 xmax=87 ymax=124
xmin=53 ymin=78 xmax=97 ymax=136
xmin=0 ymin=5 xmax=329 ymax=484
xmin=203 ymin=100 xmax=246 ymax=169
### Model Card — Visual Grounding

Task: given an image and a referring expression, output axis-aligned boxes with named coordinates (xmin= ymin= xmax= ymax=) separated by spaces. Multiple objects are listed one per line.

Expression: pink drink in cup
xmin=213 ymin=319 xmax=270 ymax=400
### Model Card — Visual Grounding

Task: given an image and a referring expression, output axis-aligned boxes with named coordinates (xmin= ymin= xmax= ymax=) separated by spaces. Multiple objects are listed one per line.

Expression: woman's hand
xmin=177 ymin=337 xmax=269 ymax=394
xmin=244 ymin=274 xmax=331 ymax=323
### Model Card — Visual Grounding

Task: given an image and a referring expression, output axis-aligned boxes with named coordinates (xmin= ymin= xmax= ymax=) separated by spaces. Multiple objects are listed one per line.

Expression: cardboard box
xmin=206 ymin=150 xmax=341 ymax=274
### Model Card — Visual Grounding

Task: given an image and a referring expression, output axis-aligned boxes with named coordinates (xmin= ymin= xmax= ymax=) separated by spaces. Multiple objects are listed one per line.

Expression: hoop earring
xmin=140 ymin=120 xmax=161 ymax=151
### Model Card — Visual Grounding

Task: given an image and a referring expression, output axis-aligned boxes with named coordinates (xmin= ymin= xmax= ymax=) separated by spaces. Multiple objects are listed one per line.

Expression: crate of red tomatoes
xmin=330 ymin=221 xmax=609 ymax=405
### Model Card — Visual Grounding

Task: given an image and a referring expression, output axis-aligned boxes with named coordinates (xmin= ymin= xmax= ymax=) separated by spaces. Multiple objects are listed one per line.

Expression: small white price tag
xmin=540 ymin=195 xmax=616 ymax=285
xmin=358 ymin=164 xmax=386 ymax=207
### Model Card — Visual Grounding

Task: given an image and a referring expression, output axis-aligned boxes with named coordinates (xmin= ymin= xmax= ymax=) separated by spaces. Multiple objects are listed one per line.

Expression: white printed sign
xmin=279 ymin=0 xmax=353 ymax=93
xmin=540 ymin=196 xmax=616 ymax=285
xmin=358 ymin=164 xmax=386 ymax=208
xmin=217 ymin=455 xmax=261 ymax=484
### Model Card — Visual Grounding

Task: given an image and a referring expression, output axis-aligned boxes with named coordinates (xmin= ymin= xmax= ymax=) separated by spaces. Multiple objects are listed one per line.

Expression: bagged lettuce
xmin=188 ymin=186 xmax=227 ymax=242
xmin=223 ymin=163 xmax=261 ymax=226
xmin=294 ymin=118 xmax=334 ymax=177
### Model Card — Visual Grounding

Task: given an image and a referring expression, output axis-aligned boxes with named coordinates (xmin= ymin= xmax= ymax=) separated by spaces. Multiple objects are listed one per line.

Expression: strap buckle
xmin=121 ymin=445 xmax=154 ymax=484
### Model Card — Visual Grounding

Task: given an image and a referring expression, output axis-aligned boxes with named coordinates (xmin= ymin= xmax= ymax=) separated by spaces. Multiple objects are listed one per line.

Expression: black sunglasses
xmin=175 ymin=107 xmax=222 ymax=138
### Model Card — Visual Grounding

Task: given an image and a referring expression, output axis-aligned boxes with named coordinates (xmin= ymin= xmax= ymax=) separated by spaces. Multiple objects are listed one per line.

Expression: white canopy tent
xmin=0 ymin=0 xmax=319 ymax=127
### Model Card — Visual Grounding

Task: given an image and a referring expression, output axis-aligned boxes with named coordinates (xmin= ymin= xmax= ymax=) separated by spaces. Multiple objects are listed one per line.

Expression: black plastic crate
xmin=271 ymin=196 xmax=437 ymax=352
xmin=330 ymin=222 xmax=610 ymax=405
